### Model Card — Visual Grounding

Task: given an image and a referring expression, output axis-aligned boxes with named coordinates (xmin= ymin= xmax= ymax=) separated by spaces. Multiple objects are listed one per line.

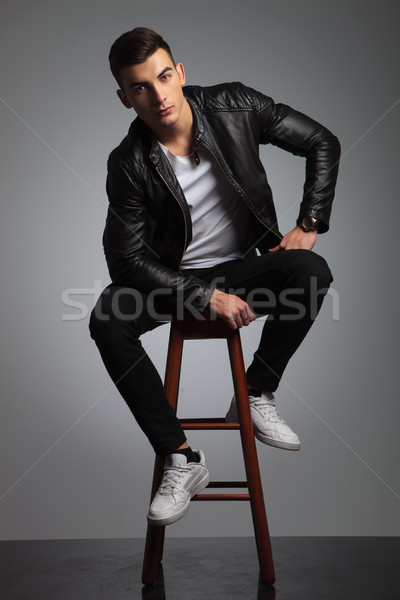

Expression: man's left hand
xmin=269 ymin=225 xmax=317 ymax=252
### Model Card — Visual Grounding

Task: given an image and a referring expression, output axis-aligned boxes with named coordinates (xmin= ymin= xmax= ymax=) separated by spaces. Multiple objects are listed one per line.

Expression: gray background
xmin=1 ymin=0 xmax=399 ymax=540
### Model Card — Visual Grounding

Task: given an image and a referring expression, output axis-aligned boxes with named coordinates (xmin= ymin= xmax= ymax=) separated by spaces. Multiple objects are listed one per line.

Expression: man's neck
xmin=156 ymin=99 xmax=194 ymax=157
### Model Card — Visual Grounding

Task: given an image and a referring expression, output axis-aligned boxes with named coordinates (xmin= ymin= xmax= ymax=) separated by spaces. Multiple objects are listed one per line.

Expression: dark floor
xmin=1 ymin=537 xmax=399 ymax=600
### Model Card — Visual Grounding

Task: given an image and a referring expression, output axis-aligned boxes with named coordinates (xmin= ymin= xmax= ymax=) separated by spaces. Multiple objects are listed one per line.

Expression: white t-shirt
xmin=159 ymin=143 xmax=251 ymax=269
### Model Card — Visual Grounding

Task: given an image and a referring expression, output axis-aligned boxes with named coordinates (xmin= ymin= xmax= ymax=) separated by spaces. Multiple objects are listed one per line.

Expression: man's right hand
xmin=207 ymin=289 xmax=255 ymax=330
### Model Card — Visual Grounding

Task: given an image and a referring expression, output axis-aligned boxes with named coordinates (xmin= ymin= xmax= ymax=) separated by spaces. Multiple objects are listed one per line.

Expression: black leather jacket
xmin=103 ymin=82 xmax=340 ymax=312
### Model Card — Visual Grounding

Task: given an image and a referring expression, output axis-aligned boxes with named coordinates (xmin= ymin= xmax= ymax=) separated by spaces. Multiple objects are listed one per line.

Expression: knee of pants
xmin=88 ymin=286 xmax=146 ymax=343
xmin=288 ymin=250 xmax=333 ymax=291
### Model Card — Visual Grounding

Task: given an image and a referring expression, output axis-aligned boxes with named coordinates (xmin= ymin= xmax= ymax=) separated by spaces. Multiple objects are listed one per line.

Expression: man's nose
xmin=152 ymin=84 xmax=166 ymax=104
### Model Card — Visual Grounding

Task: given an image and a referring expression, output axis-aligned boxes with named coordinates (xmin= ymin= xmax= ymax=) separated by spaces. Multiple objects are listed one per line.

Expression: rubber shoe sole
xmin=254 ymin=429 xmax=301 ymax=451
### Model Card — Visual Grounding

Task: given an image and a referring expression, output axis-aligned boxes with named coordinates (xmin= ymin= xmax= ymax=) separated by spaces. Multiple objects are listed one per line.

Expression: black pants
xmin=89 ymin=250 xmax=332 ymax=455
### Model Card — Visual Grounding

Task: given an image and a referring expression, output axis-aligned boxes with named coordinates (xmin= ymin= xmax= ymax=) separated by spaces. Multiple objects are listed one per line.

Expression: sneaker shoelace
xmin=159 ymin=466 xmax=190 ymax=495
xmin=251 ymin=399 xmax=286 ymax=424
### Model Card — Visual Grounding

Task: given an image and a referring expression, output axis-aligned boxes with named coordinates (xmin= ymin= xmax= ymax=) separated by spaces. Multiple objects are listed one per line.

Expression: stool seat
xmin=142 ymin=317 xmax=275 ymax=586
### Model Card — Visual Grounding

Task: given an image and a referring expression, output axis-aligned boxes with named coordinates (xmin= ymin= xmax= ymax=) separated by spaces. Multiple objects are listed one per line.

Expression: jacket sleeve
xmin=102 ymin=151 xmax=214 ymax=313
xmin=247 ymin=86 xmax=341 ymax=232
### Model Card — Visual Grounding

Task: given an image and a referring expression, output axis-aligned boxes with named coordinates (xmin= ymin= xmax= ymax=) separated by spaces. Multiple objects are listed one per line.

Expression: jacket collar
xmin=186 ymin=95 xmax=205 ymax=145
xmin=148 ymin=94 xmax=206 ymax=165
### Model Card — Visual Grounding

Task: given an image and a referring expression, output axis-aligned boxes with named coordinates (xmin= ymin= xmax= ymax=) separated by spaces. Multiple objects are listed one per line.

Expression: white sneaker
xmin=226 ymin=392 xmax=301 ymax=451
xmin=147 ymin=450 xmax=209 ymax=527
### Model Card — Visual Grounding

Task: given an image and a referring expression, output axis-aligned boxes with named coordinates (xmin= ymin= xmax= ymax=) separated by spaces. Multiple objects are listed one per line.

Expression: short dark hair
xmin=109 ymin=27 xmax=175 ymax=87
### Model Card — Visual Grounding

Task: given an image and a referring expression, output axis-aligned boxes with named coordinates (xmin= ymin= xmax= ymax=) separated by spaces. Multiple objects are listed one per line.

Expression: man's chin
xmin=158 ymin=116 xmax=178 ymax=128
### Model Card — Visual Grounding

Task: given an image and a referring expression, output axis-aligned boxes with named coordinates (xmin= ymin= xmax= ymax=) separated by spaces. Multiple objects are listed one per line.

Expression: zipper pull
xmin=193 ymin=146 xmax=200 ymax=165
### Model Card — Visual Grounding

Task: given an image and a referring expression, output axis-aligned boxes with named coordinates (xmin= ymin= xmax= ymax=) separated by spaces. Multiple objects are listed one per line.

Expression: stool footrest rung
xmin=207 ymin=481 xmax=248 ymax=488
xmin=180 ymin=417 xmax=240 ymax=430
xmin=192 ymin=493 xmax=250 ymax=501
xmin=192 ymin=481 xmax=250 ymax=501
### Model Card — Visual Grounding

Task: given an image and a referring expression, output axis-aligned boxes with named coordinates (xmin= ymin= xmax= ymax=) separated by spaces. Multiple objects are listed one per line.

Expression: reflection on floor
xmin=1 ymin=537 xmax=399 ymax=599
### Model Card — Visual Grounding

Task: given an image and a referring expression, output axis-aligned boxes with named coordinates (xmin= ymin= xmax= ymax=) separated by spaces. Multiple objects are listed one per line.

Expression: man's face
xmin=117 ymin=48 xmax=187 ymax=135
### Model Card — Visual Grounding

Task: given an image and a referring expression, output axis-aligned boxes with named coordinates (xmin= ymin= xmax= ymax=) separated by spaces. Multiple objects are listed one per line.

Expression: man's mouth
xmin=157 ymin=106 xmax=173 ymax=116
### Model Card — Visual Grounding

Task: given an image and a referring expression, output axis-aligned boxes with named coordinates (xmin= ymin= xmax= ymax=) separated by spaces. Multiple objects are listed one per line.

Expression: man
xmin=89 ymin=27 xmax=340 ymax=528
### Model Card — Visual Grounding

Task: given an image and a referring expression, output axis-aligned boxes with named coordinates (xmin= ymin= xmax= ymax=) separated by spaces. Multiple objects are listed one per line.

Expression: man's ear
xmin=175 ymin=62 xmax=186 ymax=86
xmin=116 ymin=89 xmax=132 ymax=109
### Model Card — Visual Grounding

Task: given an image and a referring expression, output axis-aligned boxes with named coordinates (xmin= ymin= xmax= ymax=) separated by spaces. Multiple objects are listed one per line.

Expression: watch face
xmin=302 ymin=217 xmax=317 ymax=231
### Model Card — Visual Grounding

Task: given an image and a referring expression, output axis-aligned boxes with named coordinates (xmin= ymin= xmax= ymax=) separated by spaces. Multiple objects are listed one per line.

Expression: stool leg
xmin=142 ymin=324 xmax=184 ymax=585
xmin=142 ymin=456 xmax=166 ymax=585
xmin=163 ymin=323 xmax=184 ymax=409
xmin=227 ymin=332 xmax=276 ymax=585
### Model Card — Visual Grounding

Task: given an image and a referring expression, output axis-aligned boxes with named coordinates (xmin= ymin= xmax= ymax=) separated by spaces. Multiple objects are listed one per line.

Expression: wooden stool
xmin=142 ymin=318 xmax=276 ymax=586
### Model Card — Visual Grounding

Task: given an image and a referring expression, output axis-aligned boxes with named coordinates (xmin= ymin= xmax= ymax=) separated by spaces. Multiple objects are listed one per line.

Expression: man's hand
xmin=207 ymin=289 xmax=255 ymax=330
xmin=269 ymin=225 xmax=317 ymax=252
